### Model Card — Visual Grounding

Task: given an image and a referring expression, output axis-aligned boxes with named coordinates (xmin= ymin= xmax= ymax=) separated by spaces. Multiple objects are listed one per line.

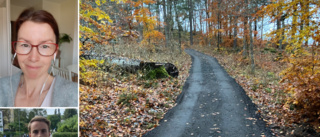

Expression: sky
xmin=46 ymin=108 xmax=65 ymax=115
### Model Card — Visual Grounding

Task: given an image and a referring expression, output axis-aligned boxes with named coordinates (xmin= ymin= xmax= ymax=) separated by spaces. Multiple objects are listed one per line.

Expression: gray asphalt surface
xmin=143 ymin=49 xmax=273 ymax=137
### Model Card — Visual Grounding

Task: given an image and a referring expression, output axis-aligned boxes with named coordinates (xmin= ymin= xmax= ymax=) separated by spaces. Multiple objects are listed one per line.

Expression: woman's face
xmin=17 ymin=21 xmax=56 ymax=79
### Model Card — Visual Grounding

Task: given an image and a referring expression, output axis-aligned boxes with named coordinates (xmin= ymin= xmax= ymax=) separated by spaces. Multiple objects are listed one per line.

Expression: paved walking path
xmin=144 ymin=49 xmax=272 ymax=137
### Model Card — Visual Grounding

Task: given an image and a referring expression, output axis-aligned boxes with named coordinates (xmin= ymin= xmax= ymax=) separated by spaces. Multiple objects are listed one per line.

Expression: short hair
xmin=15 ymin=7 xmax=60 ymax=44
xmin=28 ymin=116 xmax=51 ymax=132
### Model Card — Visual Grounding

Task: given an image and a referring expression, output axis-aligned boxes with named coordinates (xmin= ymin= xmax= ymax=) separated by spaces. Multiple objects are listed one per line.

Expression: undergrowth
xmin=79 ymin=43 xmax=191 ymax=136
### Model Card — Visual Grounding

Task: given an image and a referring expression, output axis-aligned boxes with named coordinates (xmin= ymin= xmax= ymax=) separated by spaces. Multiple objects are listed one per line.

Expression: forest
xmin=79 ymin=0 xmax=320 ymax=136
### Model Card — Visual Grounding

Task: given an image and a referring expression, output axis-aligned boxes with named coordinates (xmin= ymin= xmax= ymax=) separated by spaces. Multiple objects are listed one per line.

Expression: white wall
xmin=0 ymin=7 xmax=9 ymax=78
xmin=10 ymin=4 xmax=25 ymax=20
xmin=10 ymin=0 xmax=43 ymax=20
xmin=58 ymin=0 xmax=77 ymax=68
xmin=0 ymin=0 xmax=19 ymax=78
xmin=42 ymin=0 xmax=60 ymax=24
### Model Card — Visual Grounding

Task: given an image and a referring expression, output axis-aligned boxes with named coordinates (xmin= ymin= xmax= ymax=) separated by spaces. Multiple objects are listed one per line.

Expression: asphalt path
xmin=144 ymin=49 xmax=273 ymax=137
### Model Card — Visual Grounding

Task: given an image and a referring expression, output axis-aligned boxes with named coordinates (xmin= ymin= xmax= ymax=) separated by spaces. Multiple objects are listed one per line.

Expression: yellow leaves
xmin=95 ymin=0 xmax=101 ymax=6
xmin=95 ymin=0 xmax=107 ymax=6
xmin=110 ymin=0 xmax=126 ymax=4
xmin=79 ymin=121 xmax=86 ymax=127
xmin=80 ymin=26 xmax=94 ymax=34
xmin=258 ymin=0 xmax=319 ymax=52
xmin=79 ymin=59 xmax=106 ymax=86
xmin=80 ymin=1 xmax=117 ymax=55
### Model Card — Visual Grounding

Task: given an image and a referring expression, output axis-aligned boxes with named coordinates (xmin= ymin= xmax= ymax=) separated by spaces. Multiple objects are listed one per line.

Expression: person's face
xmin=17 ymin=21 xmax=56 ymax=79
xmin=29 ymin=121 xmax=50 ymax=137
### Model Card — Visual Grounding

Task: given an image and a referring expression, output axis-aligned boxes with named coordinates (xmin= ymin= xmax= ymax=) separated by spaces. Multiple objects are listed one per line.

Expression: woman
xmin=0 ymin=8 xmax=77 ymax=107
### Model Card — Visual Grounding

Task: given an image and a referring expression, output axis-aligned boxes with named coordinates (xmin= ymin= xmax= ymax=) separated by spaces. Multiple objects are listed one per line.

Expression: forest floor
xmin=79 ymin=44 xmax=192 ymax=136
xmin=79 ymin=43 xmax=319 ymax=137
xmin=191 ymin=45 xmax=320 ymax=137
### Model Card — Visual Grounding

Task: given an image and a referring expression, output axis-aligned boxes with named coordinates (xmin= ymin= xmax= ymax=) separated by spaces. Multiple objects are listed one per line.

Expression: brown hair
xmin=28 ymin=116 xmax=51 ymax=132
xmin=15 ymin=7 xmax=59 ymax=44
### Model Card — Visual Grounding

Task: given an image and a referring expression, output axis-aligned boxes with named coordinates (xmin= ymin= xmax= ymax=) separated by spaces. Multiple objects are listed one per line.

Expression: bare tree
xmin=189 ymin=0 xmax=193 ymax=46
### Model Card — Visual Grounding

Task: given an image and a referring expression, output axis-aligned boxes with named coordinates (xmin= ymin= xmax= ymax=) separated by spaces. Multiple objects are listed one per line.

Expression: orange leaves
xmin=131 ymin=0 xmax=155 ymax=7
xmin=125 ymin=0 xmax=164 ymax=48
xmin=80 ymin=75 xmax=184 ymax=136
xmin=79 ymin=45 xmax=192 ymax=136
xmin=277 ymin=41 xmax=320 ymax=131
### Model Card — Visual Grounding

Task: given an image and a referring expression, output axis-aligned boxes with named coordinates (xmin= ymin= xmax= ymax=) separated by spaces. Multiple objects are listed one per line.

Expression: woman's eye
xmin=21 ymin=44 xmax=30 ymax=47
xmin=41 ymin=45 xmax=49 ymax=48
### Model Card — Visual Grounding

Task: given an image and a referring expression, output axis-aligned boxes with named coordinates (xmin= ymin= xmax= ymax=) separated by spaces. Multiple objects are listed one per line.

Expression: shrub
xmin=281 ymin=53 xmax=320 ymax=130
xmin=0 ymin=131 xmax=25 ymax=137
xmin=57 ymin=115 xmax=78 ymax=132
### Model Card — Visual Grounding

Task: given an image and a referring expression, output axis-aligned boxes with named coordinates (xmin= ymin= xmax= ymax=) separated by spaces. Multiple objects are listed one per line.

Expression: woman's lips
xmin=26 ymin=65 xmax=41 ymax=70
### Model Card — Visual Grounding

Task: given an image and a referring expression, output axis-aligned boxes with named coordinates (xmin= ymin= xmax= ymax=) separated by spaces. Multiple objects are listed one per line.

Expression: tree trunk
xmin=200 ymin=11 xmax=203 ymax=33
xmin=138 ymin=22 xmax=143 ymax=43
xmin=281 ymin=19 xmax=285 ymax=49
xmin=217 ymin=0 xmax=221 ymax=50
xmin=233 ymin=15 xmax=238 ymax=51
xmin=157 ymin=0 xmax=160 ymax=31
xmin=243 ymin=16 xmax=248 ymax=58
xmin=205 ymin=0 xmax=209 ymax=46
xmin=242 ymin=0 xmax=248 ymax=58
xmin=276 ymin=12 xmax=282 ymax=49
xmin=163 ymin=0 xmax=169 ymax=47
xmin=249 ymin=17 xmax=255 ymax=73
xmin=80 ymin=55 xmax=179 ymax=78
xmin=189 ymin=0 xmax=193 ymax=46
xmin=168 ymin=0 xmax=173 ymax=42
xmin=173 ymin=0 xmax=182 ymax=53
xmin=261 ymin=15 xmax=264 ymax=42
xmin=304 ymin=1 xmax=310 ymax=47
xmin=254 ymin=2 xmax=258 ymax=39
xmin=254 ymin=19 xmax=257 ymax=38
xmin=229 ymin=16 xmax=232 ymax=39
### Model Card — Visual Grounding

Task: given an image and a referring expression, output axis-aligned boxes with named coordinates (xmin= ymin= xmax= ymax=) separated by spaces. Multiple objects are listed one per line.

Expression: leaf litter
xmin=80 ymin=45 xmax=191 ymax=136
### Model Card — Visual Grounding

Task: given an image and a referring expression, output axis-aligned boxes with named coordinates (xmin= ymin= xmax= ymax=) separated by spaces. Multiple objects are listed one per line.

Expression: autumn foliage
xmin=79 ymin=0 xmax=320 ymax=135
xmin=192 ymin=0 xmax=320 ymax=135
xmin=260 ymin=0 xmax=320 ymax=129
xmin=79 ymin=0 xmax=188 ymax=136
xmin=128 ymin=0 xmax=165 ymax=48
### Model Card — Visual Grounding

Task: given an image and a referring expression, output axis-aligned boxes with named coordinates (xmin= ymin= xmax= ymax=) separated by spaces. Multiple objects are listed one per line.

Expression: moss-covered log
xmin=80 ymin=54 xmax=179 ymax=78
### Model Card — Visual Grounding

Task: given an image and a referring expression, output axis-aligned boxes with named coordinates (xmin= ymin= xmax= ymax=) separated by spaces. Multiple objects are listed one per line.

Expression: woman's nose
xmin=28 ymin=47 xmax=41 ymax=62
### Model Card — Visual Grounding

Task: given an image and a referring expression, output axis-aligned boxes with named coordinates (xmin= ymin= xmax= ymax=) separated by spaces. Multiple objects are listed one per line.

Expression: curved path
xmin=144 ymin=49 xmax=272 ymax=137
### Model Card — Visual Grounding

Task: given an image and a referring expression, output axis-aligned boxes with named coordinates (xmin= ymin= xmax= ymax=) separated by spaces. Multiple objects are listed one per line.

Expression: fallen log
xmin=80 ymin=54 xmax=179 ymax=78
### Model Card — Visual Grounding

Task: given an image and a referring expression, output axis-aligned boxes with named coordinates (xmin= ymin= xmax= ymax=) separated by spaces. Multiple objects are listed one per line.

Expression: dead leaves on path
xmin=192 ymin=46 xmax=297 ymax=136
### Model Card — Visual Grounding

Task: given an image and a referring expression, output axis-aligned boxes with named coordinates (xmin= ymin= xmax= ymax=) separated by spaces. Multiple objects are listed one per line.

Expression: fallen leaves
xmin=80 ymin=47 xmax=191 ymax=136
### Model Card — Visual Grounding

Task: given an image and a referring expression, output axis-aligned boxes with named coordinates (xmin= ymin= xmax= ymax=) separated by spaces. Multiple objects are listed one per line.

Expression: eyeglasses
xmin=12 ymin=41 xmax=58 ymax=56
